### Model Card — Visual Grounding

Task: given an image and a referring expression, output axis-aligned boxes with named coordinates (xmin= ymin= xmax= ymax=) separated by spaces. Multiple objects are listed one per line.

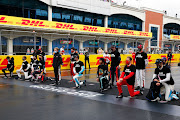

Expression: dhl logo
xmin=0 ymin=17 xmax=7 ymax=23
xmin=139 ymin=32 xmax=150 ymax=37
xmin=124 ymin=31 xmax=135 ymax=35
xmin=0 ymin=58 xmax=8 ymax=70
xmin=56 ymin=23 xmax=75 ymax=29
xmin=45 ymin=57 xmax=71 ymax=68
xmin=21 ymin=19 xmax=45 ymax=27
xmin=148 ymin=55 xmax=152 ymax=62
xmin=105 ymin=29 xmax=118 ymax=34
xmin=83 ymin=26 xmax=98 ymax=32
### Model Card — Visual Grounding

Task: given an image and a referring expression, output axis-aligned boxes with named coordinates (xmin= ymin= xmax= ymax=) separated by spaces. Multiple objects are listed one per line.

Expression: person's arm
xmin=160 ymin=73 xmax=171 ymax=83
xmin=97 ymin=66 xmax=99 ymax=78
xmin=120 ymin=72 xmax=125 ymax=78
xmin=123 ymin=72 xmax=135 ymax=80
xmin=73 ymin=67 xmax=76 ymax=74
xmin=79 ymin=66 xmax=85 ymax=74
xmin=144 ymin=53 xmax=148 ymax=66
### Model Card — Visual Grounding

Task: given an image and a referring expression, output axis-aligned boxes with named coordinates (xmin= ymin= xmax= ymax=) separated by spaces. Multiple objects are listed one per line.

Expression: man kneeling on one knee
xmin=153 ymin=59 xmax=175 ymax=101
xmin=116 ymin=57 xmax=142 ymax=98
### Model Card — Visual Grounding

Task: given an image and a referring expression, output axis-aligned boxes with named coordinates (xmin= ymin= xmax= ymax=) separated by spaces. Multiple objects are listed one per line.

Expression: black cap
xmin=155 ymin=59 xmax=162 ymax=64
xmin=74 ymin=55 xmax=79 ymax=59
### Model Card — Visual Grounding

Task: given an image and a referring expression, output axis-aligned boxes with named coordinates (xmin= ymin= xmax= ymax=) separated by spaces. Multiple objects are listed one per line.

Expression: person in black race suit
xmin=2 ymin=56 xmax=14 ymax=78
xmin=116 ymin=57 xmax=141 ymax=98
xmin=152 ymin=58 xmax=175 ymax=101
xmin=85 ymin=48 xmax=91 ymax=69
xmin=135 ymin=45 xmax=148 ymax=91
xmin=73 ymin=55 xmax=86 ymax=88
xmin=110 ymin=45 xmax=121 ymax=86
xmin=96 ymin=58 xmax=109 ymax=91
xmin=167 ymin=49 xmax=172 ymax=65
xmin=16 ymin=56 xmax=32 ymax=80
xmin=52 ymin=47 xmax=63 ymax=85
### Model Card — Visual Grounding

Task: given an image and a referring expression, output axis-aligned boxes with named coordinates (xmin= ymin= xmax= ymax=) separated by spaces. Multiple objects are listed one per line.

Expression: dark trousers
xmin=168 ymin=58 xmax=171 ymax=64
xmin=110 ymin=66 xmax=120 ymax=85
xmin=53 ymin=67 xmax=59 ymax=85
xmin=32 ymin=71 xmax=41 ymax=79
xmin=2 ymin=68 xmax=13 ymax=77
xmin=85 ymin=58 xmax=90 ymax=69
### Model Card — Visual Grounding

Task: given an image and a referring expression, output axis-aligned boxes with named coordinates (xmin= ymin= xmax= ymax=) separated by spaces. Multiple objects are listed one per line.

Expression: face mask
xmin=138 ymin=48 xmax=142 ymax=52
xmin=126 ymin=60 xmax=130 ymax=65
xmin=54 ymin=51 xmax=57 ymax=53
xmin=39 ymin=58 xmax=42 ymax=60
xmin=22 ymin=59 xmax=24 ymax=61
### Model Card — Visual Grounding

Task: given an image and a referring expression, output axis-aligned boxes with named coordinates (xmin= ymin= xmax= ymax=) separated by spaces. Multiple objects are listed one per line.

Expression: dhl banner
xmin=170 ymin=35 xmax=180 ymax=40
xmin=0 ymin=15 xmax=152 ymax=38
xmin=0 ymin=54 xmax=180 ymax=74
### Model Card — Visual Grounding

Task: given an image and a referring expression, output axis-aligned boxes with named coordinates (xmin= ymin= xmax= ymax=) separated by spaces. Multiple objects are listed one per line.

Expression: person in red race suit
xmin=116 ymin=56 xmax=142 ymax=98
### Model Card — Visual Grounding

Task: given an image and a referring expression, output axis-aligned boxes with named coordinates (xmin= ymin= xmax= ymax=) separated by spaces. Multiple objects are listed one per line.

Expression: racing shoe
xmin=116 ymin=94 xmax=123 ymax=98
xmin=3 ymin=76 xmax=8 ymax=79
xmin=83 ymin=80 xmax=86 ymax=86
xmin=151 ymin=97 xmax=161 ymax=102
xmin=135 ymin=86 xmax=140 ymax=90
xmin=76 ymin=85 xmax=81 ymax=89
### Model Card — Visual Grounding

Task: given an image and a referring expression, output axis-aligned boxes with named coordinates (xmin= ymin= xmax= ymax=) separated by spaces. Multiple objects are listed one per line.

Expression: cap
xmin=162 ymin=57 xmax=167 ymax=61
xmin=74 ymin=55 xmax=79 ymax=59
xmin=155 ymin=59 xmax=162 ymax=64
xmin=137 ymin=44 xmax=143 ymax=49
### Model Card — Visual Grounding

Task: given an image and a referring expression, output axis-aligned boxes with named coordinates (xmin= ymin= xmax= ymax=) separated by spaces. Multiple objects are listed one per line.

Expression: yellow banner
xmin=170 ymin=35 xmax=180 ymax=40
xmin=0 ymin=15 xmax=152 ymax=38
xmin=0 ymin=54 xmax=179 ymax=74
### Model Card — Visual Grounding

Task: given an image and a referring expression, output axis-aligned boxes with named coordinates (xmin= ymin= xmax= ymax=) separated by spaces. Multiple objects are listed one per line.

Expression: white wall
xmin=52 ymin=0 xmax=111 ymax=15
xmin=163 ymin=16 xmax=180 ymax=25
xmin=110 ymin=5 xmax=145 ymax=22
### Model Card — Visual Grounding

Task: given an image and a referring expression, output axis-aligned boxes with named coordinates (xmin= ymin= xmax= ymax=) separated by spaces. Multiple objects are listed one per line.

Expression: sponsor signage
xmin=0 ymin=15 xmax=152 ymax=38
xmin=170 ymin=35 xmax=180 ymax=40
xmin=60 ymin=40 xmax=73 ymax=44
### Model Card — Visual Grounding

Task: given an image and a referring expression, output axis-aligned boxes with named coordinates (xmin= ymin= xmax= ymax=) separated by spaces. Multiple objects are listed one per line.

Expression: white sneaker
xmin=151 ymin=97 xmax=160 ymax=102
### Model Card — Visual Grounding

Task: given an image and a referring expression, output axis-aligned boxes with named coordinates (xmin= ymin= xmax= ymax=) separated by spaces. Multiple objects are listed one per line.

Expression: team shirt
xmin=154 ymin=66 xmax=174 ymax=85
xmin=60 ymin=48 xmax=65 ymax=55
xmin=85 ymin=51 xmax=90 ymax=59
xmin=71 ymin=52 xmax=78 ymax=62
xmin=38 ymin=60 xmax=45 ymax=71
xmin=73 ymin=61 xmax=84 ymax=74
xmin=32 ymin=60 xmax=40 ymax=71
xmin=123 ymin=64 xmax=136 ymax=85
xmin=97 ymin=64 xmax=108 ymax=77
xmin=135 ymin=52 xmax=147 ymax=69
xmin=7 ymin=60 xmax=13 ymax=69
xmin=21 ymin=61 xmax=31 ymax=71
xmin=110 ymin=50 xmax=120 ymax=66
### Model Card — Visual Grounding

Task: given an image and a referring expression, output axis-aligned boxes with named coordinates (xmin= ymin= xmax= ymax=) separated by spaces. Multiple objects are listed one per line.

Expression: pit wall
xmin=0 ymin=54 xmax=179 ymax=74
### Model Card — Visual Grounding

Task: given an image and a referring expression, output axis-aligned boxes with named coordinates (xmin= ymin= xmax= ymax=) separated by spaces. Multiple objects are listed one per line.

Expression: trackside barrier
xmin=0 ymin=54 xmax=179 ymax=74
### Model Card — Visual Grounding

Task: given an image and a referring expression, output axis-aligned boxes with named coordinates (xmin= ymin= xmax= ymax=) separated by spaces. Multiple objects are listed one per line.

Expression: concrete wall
xmin=51 ymin=0 xmax=111 ymax=15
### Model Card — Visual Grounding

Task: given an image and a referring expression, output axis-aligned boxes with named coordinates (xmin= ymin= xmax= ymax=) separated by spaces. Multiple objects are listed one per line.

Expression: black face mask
xmin=39 ymin=58 xmax=42 ymax=61
xmin=138 ymin=48 xmax=142 ymax=52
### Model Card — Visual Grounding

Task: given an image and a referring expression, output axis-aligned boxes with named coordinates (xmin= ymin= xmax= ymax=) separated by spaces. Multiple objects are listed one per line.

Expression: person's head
xmin=74 ymin=55 xmax=79 ymax=61
xmin=137 ymin=44 xmax=143 ymax=52
xmin=33 ymin=55 xmax=37 ymax=60
xmin=22 ymin=56 xmax=27 ymax=61
xmin=105 ymin=51 xmax=108 ymax=54
xmin=6 ymin=56 xmax=10 ymax=60
xmin=54 ymin=47 xmax=59 ymax=53
xmin=126 ymin=57 xmax=132 ymax=65
xmin=71 ymin=47 xmax=75 ymax=53
xmin=39 ymin=54 xmax=43 ymax=60
xmin=62 ymin=46 xmax=65 ymax=48
xmin=99 ymin=58 xmax=105 ymax=65
xmin=169 ymin=49 xmax=171 ymax=52
xmin=155 ymin=59 xmax=163 ymax=68
xmin=111 ymin=45 xmax=116 ymax=52
xmin=162 ymin=57 xmax=167 ymax=65
xmin=34 ymin=50 xmax=37 ymax=53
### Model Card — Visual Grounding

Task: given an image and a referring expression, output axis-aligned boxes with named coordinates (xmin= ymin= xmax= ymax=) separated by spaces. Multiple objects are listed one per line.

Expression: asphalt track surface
xmin=1 ymin=63 xmax=180 ymax=120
